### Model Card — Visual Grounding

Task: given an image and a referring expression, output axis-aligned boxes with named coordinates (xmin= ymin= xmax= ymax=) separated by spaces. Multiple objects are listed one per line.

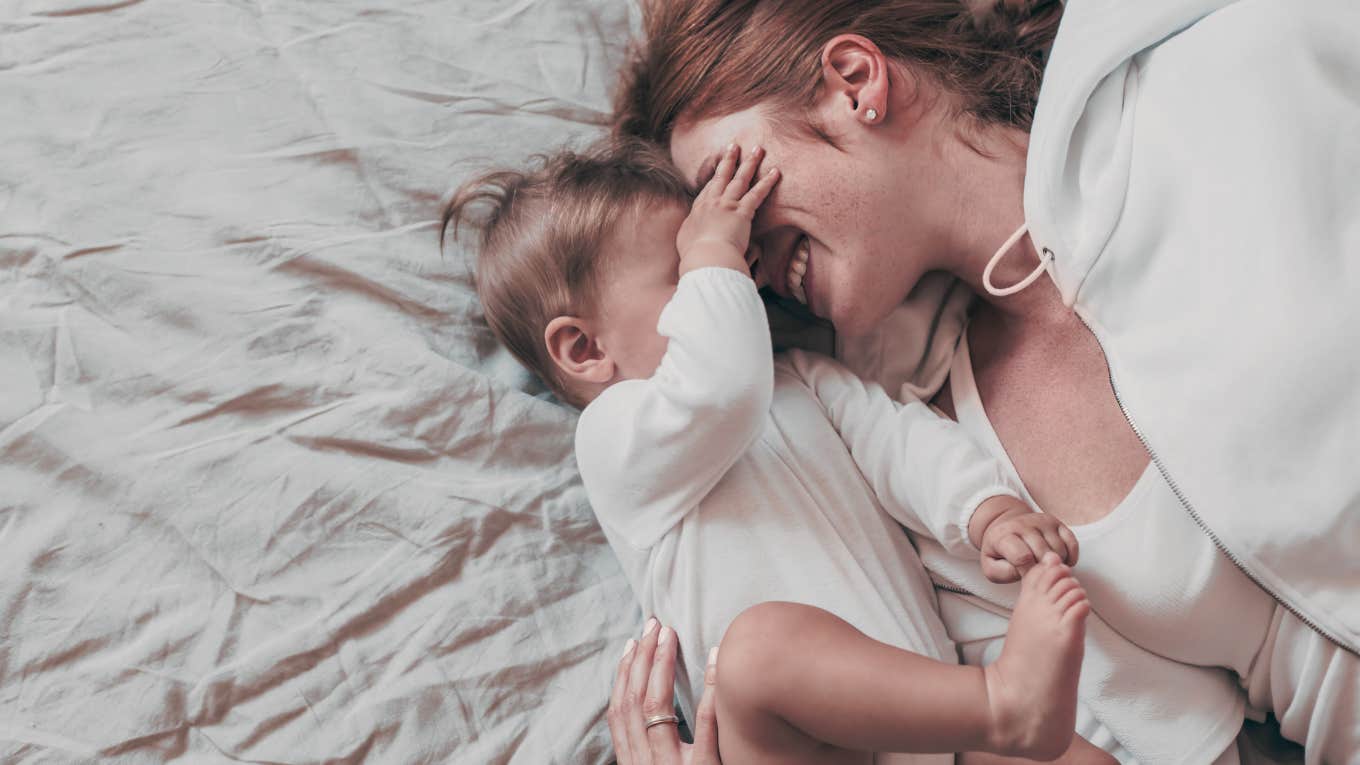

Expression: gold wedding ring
xmin=644 ymin=714 xmax=680 ymax=729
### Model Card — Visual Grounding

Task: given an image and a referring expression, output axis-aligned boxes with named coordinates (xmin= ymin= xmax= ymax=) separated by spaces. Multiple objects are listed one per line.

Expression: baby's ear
xmin=545 ymin=316 xmax=614 ymax=385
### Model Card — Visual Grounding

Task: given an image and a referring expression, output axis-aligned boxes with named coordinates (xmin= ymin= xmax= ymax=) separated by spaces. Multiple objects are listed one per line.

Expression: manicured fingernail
xmin=658 ymin=627 xmax=672 ymax=645
xmin=707 ymin=646 xmax=719 ymax=667
xmin=622 ymin=639 xmax=636 ymax=659
xmin=643 ymin=617 xmax=658 ymax=637
xmin=705 ymin=646 xmax=719 ymax=684
xmin=766 ymin=167 xmax=779 ymax=176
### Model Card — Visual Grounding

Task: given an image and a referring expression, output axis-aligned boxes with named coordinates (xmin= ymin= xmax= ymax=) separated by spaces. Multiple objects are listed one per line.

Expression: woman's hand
xmin=608 ymin=618 xmax=722 ymax=765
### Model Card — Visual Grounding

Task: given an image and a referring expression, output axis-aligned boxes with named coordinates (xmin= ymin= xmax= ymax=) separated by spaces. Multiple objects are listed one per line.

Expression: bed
xmin=0 ymin=0 xmax=1322 ymax=762
xmin=0 ymin=0 xmax=639 ymax=761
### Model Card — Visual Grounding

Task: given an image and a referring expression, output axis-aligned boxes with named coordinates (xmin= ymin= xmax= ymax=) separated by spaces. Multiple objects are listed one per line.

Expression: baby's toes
xmin=1033 ymin=555 xmax=1068 ymax=591
xmin=1048 ymin=572 xmax=1081 ymax=601
xmin=1057 ymin=587 xmax=1090 ymax=624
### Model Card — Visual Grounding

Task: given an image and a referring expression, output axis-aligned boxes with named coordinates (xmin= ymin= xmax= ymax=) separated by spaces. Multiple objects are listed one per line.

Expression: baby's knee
xmin=717 ymin=601 xmax=828 ymax=713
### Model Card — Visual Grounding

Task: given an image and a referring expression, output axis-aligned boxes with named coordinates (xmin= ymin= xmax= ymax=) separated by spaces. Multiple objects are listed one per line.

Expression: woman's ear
xmin=819 ymin=34 xmax=894 ymax=127
xmin=545 ymin=316 xmax=615 ymax=386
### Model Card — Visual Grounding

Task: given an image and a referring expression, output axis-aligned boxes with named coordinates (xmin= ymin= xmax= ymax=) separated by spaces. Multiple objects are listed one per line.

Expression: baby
xmin=447 ymin=140 xmax=1092 ymax=763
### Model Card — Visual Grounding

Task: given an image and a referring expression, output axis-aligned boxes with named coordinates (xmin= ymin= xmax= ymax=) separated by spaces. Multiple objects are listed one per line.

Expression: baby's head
xmin=444 ymin=140 xmax=692 ymax=408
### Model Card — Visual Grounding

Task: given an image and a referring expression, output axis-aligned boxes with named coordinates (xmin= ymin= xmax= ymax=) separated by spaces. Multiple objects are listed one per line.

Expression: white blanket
xmin=0 ymin=1 xmax=640 ymax=761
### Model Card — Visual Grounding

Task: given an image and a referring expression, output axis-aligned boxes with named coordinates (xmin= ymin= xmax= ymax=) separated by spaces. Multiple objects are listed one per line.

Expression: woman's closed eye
xmin=692 ymin=152 xmax=722 ymax=191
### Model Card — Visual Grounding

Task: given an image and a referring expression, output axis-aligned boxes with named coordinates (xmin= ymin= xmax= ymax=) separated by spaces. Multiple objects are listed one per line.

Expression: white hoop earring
xmin=982 ymin=223 xmax=1052 ymax=297
xmin=865 ymin=108 xmax=878 ymax=122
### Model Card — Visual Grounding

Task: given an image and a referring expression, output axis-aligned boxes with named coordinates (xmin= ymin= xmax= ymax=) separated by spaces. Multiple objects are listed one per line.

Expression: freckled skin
xmin=671 ymin=109 xmax=936 ymax=337
xmin=670 ymin=95 xmax=1151 ymax=530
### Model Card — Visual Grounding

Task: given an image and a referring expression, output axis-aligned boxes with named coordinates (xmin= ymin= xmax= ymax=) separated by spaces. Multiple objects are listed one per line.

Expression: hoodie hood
xmin=1024 ymin=0 xmax=1237 ymax=305
xmin=1025 ymin=0 xmax=1360 ymax=655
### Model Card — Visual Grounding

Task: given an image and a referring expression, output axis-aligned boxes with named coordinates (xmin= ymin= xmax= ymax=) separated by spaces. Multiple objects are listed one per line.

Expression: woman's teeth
xmin=788 ymin=239 xmax=810 ymax=305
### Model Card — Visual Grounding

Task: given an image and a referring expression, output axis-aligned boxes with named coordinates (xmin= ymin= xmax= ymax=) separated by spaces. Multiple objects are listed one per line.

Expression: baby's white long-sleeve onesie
xmin=575 ymin=268 xmax=1020 ymax=765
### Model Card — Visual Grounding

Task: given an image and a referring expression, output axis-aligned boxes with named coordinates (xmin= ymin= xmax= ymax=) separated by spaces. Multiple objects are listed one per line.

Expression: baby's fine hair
xmin=442 ymin=138 xmax=692 ymax=406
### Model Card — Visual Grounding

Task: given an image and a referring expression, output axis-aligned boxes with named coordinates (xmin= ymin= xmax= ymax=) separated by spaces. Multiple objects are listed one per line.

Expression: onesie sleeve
xmin=575 ymin=267 xmax=773 ymax=549
xmin=785 ymin=349 xmax=1019 ymax=558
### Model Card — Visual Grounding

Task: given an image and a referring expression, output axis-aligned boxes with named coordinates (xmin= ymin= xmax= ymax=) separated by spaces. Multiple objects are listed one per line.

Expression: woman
xmin=605 ymin=0 xmax=1360 ymax=762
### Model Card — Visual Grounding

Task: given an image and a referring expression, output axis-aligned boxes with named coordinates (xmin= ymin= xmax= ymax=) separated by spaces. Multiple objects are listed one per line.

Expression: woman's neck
xmin=927 ymin=121 xmax=1062 ymax=323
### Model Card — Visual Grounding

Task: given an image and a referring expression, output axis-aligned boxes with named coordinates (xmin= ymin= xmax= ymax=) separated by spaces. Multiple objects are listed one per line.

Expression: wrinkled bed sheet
xmin=0 ymin=1 xmax=641 ymax=762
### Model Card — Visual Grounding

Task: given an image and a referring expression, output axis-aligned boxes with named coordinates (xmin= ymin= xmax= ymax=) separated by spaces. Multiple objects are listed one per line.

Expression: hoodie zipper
xmin=932 ymin=577 xmax=973 ymax=596
xmin=1074 ymin=310 xmax=1356 ymax=656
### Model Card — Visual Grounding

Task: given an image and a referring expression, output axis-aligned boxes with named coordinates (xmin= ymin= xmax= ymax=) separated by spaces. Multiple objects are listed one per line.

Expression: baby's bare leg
xmin=714 ymin=558 xmax=1089 ymax=764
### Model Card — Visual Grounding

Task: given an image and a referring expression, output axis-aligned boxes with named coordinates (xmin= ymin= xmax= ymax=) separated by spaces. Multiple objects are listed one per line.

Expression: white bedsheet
xmin=0 ymin=1 xmax=640 ymax=761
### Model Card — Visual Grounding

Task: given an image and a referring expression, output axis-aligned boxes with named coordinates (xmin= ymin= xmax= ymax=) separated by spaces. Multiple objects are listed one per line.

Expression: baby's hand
xmin=676 ymin=144 xmax=779 ymax=277
xmin=973 ymin=496 xmax=1080 ymax=584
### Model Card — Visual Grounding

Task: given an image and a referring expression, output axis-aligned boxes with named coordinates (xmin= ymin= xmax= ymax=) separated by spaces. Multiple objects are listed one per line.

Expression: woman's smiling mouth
xmin=787 ymin=236 xmax=810 ymax=307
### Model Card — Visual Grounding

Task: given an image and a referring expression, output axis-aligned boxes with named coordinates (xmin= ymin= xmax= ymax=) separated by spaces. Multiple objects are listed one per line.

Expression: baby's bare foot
xmin=983 ymin=552 xmax=1089 ymax=760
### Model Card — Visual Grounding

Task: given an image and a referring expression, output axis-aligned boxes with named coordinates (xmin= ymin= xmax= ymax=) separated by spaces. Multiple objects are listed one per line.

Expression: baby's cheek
xmin=640 ymin=334 xmax=669 ymax=379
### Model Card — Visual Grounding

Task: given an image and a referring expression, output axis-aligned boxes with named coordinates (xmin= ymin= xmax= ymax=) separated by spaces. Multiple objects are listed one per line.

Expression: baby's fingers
xmin=982 ymin=554 xmax=1021 ymax=584
xmin=996 ymin=534 xmax=1037 ymax=569
xmin=737 ymin=166 xmax=780 ymax=217
xmin=1058 ymin=524 xmax=1080 ymax=566
xmin=705 ymin=144 xmax=739 ymax=196
xmin=725 ymin=146 xmax=764 ymax=199
xmin=1039 ymin=525 xmax=1072 ymax=565
xmin=1021 ymin=528 xmax=1053 ymax=570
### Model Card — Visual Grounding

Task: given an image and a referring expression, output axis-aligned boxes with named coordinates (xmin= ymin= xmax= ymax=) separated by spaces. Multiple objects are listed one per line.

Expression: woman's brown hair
xmin=441 ymin=139 xmax=691 ymax=406
xmin=613 ymin=0 xmax=1062 ymax=145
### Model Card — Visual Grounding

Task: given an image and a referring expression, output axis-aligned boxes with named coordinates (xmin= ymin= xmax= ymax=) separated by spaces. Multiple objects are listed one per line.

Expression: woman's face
xmin=671 ymin=107 xmax=935 ymax=337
